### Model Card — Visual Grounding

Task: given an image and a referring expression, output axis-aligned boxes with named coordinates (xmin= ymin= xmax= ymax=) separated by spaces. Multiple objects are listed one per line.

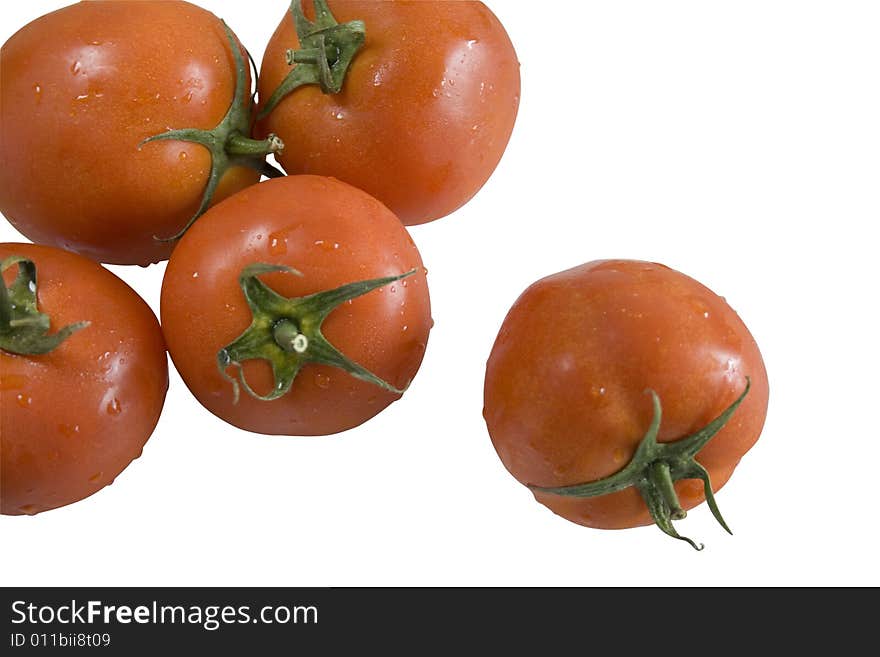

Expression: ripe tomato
xmin=257 ymin=0 xmax=520 ymax=226
xmin=161 ymin=175 xmax=432 ymax=436
xmin=1 ymin=243 xmax=168 ymax=516
xmin=0 ymin=0 xmax=280 ymax=266
xmin=483 ymin=260 xmax=769 ymax=548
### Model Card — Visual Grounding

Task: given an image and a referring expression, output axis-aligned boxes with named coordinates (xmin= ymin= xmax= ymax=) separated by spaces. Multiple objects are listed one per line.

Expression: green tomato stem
xmin=0 ymin=256 xmax=89 ymax=355
xmin=258 ymin=0 xmax=366 ymax=120
xmin=532 ymin=380 xmax=751 ymax=551
xmin=217 ymin=264 xmax=418 ymax=404
xmin=140 ymin=21 xmax=285 ymax=243
xmin=648 ymin=461 xmax=686 ymax=521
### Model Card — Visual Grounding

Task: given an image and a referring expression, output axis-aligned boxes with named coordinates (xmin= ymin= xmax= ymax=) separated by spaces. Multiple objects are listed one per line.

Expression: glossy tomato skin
xmin=161 ymin=175 xmax=432 ymax=436
xmin=257 ymin=0 xmax=520 ymax=226
xmin=0 ymin=1 xmax=259 ymax=265
xmin=0 ymin=243 xmax=168 ymax=516
xmin=483 ymin=260 xmax=769 ymax=530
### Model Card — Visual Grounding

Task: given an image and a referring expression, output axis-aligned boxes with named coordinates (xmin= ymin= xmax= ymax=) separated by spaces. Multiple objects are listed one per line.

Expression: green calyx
xmin=141 ymin=21 xmax=285 ymax=243
xmin=257 ymin=0 xmax=366 ymax=120
xmin=532 ymin=379 xmax=752 ymax=551
xmin=217 ymin=263 xmax=416 ymax=403
xmin=0 ymin=256 xmax=89 ymax=355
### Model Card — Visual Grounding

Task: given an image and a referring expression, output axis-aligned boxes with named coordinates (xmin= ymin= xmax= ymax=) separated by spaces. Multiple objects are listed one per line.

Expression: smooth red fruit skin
xmin=258 ymin=0 xmax=520 ymax=226
xmin=160 ymin=175 xmax=432 ymax=436
xmin=0 ymin=0 xmax=259 ymax=265
xmin=483 ymin=260 xmax=769 ymax=530
xmin=1 ymin=243 xmax=168 ymax=516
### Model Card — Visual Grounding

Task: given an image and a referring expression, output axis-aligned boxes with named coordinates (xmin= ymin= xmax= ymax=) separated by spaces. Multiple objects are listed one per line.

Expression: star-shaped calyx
xmin=0 ymin=256 xmax=89 ymax=355
xmin=217 ymin=263 xmax=417 ymax=403
xmin=141 ymin=22 xmax=285 ymax=242
xmin=258 ymin=0 xmax=366 ymax=119
xmin=532 ymin=379 xmax=752 ymax=550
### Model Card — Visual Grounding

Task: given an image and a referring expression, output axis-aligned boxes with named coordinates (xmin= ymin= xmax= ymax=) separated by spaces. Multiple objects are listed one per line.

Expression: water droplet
xmin=612 ymin=448 xmax=627 ymax=464
xmin=390 ymin=285 xmax=396 ymax=294
xmin=106 ymin=398 xmax=122 ymax=416
xmin=192 ymin=271 xmax=199 ymax=278
xmin=18 ymin=504 xmax=37 ymax=515
xmin=314 ymin=373 xmax=331 ymax=389
xmin=402 ymin=325 xmax=408 ymax=332
xmin=89 ymin=472 xmax=102 ymax=483
xmin=334 ymin=111 xmax=344 ymax=120
xmin=183 ymin=91 xmax=194 ymax=103
xmin=268 ymin=232 xmax=288 ymax=255
xmin=15 ymin=393 xmax=32 ymax=408
xmin=367 ymin=396 xmax=377 ymax=405
xmin=314 ymin=240 xmax=339 ymax=252
xmin=0 ymin=374 xmax=27 ymax=391
xmin=75 ymin=93 xmax=89 ymax=101
xmin=401 ymin=280 xmax=408 ymax=288
xmin=70 ymin=60 xmax=82 ymax=75
xmin=703 ymin=311 xmax=710 ymax=319
xmin=467 ymin=39 xmax=478 ymax=49
xmin=34 ymin=84 xmax=42 ymax=102
xmin=178 ymin=151 xmax=188 ymax=161
xmin=58 ymin=423 xmax=80 ymax=438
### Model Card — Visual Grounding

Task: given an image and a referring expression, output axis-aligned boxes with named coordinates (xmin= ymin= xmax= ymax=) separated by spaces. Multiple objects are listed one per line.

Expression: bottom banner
xmin=0 ymin=587 xmax=866 ymax=651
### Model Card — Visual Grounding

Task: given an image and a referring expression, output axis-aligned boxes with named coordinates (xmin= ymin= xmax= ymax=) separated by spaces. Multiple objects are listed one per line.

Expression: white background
xmin=2 ymin=1 xmax=879 ymax=587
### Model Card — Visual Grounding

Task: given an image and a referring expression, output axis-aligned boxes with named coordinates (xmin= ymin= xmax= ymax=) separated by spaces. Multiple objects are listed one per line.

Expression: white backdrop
xmin=2 ymin=1 xmax=878 ymax=586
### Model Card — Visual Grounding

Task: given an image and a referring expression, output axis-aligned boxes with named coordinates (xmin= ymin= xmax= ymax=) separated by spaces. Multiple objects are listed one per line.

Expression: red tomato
xmin=160 ymin=175 xmax=432 ymax=436
xmin=1 ymin=243 xmax=168 ymax=516
xmin=0 ymin=0 xmax=279 ymax=265
xmin=483 ymin=260 xmax=769 ymax=548
xmin=257 ymin=0 xmax=521 ymax=226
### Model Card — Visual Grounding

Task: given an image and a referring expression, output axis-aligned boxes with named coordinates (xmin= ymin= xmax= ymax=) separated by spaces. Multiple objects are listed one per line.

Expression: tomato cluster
xmin=1 ymin=1 xmax=767 ymax=550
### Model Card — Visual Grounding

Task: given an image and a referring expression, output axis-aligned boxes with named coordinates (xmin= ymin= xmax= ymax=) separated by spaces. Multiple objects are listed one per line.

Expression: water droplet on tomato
xmin=268 ymin=232 xmax=288 ymax=255
xmin=192 ymin=271 xmax=199 ymax=278
xmin=58 ymin=423 xmax=80 ymax=438
xmin=390 ymin=285 xmax=396 ymax=294
xmin=612 ymin=448 xmax=627 ymax=464
xmin=402 ymin=325 xmax=408 ymax=332
xmin=314 ymin=373 xmax=331 ymax=389
xmin=18 ymin=504 xmax=37 ymax=515
xmin=89 ymin=472 xmax=103 ymax=483
xmin=178 ymin=151 xmax=188 ymax=161
xmin=106 ymin=398 xmax=122 ymax=416
xmin=15 ymin=394 xmax=32 ymax=408
xmin=70 ymin=61 xmax=82 ymax=75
